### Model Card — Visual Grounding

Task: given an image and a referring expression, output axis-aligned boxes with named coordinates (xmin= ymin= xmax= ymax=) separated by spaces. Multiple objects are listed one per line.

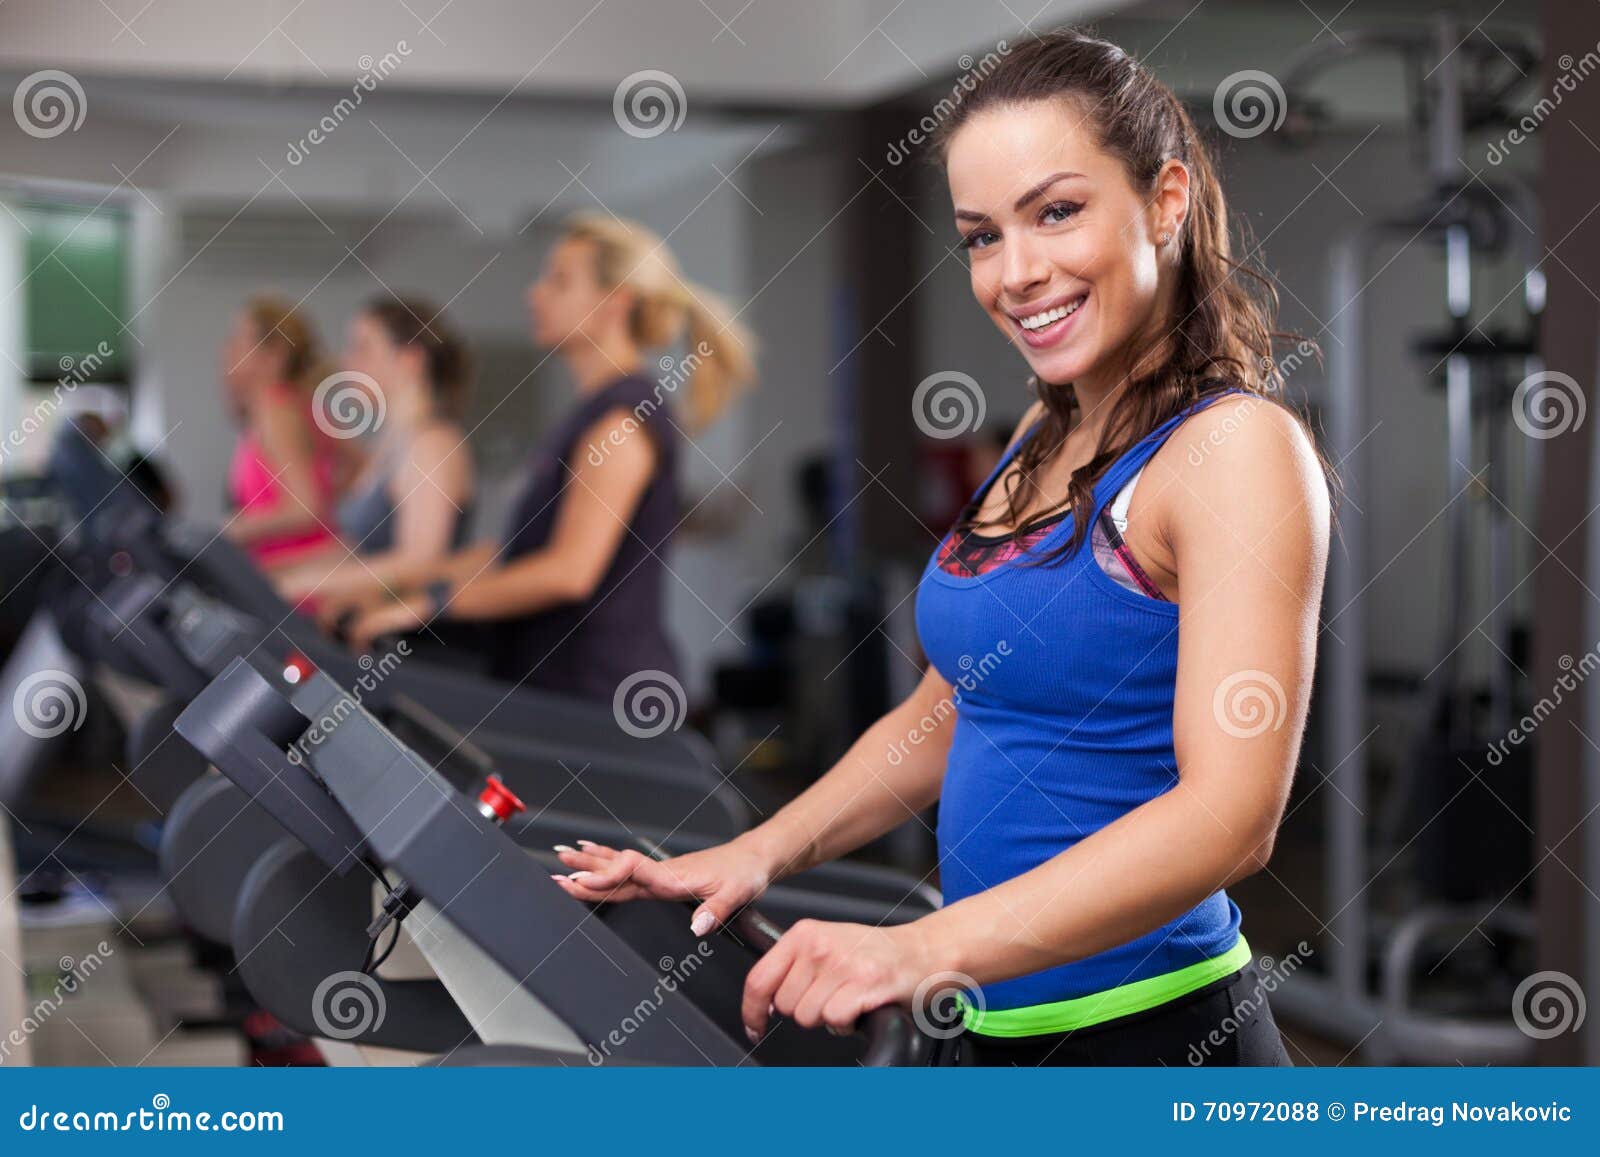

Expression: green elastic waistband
xmin=959 ymin=936 xmax=1253 ymax=1038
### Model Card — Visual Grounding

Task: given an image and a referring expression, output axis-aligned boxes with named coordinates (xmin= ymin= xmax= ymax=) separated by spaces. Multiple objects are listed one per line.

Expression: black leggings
xmin=940 ymin=962 xmax=1293 ymax=1067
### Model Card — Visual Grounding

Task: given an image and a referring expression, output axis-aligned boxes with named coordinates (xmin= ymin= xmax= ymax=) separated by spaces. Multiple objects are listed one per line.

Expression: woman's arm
xmin=287 ymin=425 xmax=474 ymax=602
xmin=552 ymin=661 xmax=962 ymax=931
xmin=225 ymin=397 xmax=330 ymax=546
xmin=740 ymin=663 xmax=959 ymax=880
xmin=343 ymin=408 xmax=656 ymax=646
xmin=738 ymin=397 xmax=1331 ymax=1038
xmin=433 ymin=406 xmax=656 ymax=620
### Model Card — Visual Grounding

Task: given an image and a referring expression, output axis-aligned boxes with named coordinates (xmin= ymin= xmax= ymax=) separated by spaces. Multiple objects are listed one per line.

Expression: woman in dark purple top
xmin=345 ymin=212 xmax=755 ymax=703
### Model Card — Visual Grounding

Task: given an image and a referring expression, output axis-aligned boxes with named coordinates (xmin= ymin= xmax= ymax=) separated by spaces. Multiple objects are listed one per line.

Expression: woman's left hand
xmin=346 ymin=595 xmax=428 ymax=651
xmin=742 ymin=919 xmax=936 ymax=1043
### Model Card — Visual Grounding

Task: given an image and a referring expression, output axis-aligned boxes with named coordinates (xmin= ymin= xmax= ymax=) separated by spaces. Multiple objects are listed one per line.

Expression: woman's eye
xmin=1041 ymin=201 xmax=1081 ymax=225
xmin=960 ymin=229 xmax=999 ymax=251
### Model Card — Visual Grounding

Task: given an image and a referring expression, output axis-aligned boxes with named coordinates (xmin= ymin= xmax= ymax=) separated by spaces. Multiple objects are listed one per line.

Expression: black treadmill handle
xmin=723 ymin=907 xmax=924 ymax=1067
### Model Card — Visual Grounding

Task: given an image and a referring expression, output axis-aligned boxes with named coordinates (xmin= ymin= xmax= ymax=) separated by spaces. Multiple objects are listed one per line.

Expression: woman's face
xmin=526 ymin=236 xmax=619 ymax=351
xmin=945 ymin=98 xmax=1184 ymax=391
xmin=220 ymin=312 xmax=277 ymax=398
xmin=345 ymin=313 xmax=406 ymax=389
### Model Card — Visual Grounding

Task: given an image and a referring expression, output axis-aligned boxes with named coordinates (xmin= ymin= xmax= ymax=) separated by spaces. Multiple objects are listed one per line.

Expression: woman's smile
xmin=1010 ymin=290 xmax=1090 ymax=349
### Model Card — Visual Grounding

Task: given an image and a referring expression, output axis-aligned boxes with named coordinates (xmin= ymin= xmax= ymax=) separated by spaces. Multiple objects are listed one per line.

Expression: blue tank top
xmin=916 ymin=389 xmax=1249 ymax=1032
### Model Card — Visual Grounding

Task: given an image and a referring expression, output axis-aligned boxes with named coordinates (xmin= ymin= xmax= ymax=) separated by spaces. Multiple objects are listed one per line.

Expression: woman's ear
xmin=1153 ymin=157 xmax=1191 ymax=242
xmin=600 ymin=281 xmax=639 ymax=334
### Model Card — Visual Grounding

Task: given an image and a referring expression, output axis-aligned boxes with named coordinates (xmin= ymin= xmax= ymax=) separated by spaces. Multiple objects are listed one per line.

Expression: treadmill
xmin=27 ymin=419 xmax=751 ymax=834
xmin=175 ymin=656 xmax=941 ymax=1065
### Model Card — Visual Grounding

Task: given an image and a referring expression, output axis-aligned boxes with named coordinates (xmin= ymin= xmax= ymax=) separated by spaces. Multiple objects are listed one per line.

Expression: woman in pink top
xmin=220 ymin=295 xmax=342 ymax=572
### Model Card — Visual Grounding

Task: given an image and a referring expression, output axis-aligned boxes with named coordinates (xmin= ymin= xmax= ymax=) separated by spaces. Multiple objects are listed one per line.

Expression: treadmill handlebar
xmin=725 ymin=904 xmax=928 ymax=1067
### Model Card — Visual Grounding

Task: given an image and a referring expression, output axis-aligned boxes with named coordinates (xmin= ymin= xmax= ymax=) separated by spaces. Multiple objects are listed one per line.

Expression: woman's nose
xmin=1000 ymin=236 xmax=1051 ymax=299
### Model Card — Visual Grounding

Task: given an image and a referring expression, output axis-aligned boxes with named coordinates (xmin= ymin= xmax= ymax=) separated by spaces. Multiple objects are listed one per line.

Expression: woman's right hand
xmin=550 ymin=838 xmax=777 ymax=937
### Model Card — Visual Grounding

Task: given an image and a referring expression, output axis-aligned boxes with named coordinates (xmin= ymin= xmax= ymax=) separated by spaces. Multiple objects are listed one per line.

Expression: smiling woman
xmin=554 ymin=26 xmax=1333 ymax=1068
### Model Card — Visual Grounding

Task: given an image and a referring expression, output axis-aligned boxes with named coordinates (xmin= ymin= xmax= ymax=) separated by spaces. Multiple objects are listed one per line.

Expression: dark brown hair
xmin=933 ymin=28 xmax=1326 ymax=559
xmin=362 ymin=295 xmax=473 ymax=421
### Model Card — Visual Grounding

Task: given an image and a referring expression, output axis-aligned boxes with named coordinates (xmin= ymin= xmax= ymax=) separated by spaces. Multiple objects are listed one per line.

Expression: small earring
xmin=1159 ymin=231 xmax=1172 ymax=244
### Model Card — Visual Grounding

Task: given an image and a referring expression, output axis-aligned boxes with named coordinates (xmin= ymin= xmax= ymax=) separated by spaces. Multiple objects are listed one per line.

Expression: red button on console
xmin=477 ymin=775 xmax=526 ymax=824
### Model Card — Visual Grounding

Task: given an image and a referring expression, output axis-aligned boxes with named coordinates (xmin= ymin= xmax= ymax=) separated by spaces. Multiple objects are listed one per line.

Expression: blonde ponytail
xmin=563 ymin=211 xmax=757 ymax=432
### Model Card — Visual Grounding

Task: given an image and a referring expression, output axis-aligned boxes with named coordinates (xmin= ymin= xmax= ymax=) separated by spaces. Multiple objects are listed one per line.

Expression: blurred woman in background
xmin=338 ymin=211 xmax=755 ymax=703
xmin=220 ymin=295 xmax=341 ymax=572
xmin=275 ymin=296 xmax=476 ymax=607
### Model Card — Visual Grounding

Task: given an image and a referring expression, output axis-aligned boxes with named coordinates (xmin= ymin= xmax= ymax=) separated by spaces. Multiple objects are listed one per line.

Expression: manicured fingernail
xmin=576 ymin=839 xmax=598 ymax=848
xmin=549 ymin=874 xmax=568 ymax=882
xmin=553 ymin=844 xmax=576 ymax=853
xmin=745 ymin=1026 xmax=758 ymax=1044
xmin=689 ymin=910 xmax=715 ymax=936
xmin=567 ymin=871 xmax=591 ymax=880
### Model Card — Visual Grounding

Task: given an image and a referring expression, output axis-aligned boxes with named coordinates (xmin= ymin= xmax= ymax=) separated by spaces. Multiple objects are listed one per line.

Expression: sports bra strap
xmin=960 ymin=386 xmax=1246 ymax=533
xmin=1086 ymin=387 xmax=1246 ymax=526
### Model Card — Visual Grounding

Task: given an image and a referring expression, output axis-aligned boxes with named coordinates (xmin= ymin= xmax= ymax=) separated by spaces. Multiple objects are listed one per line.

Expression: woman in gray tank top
xmin=340 ymin=212 xmax=756 ymax=706
xmin=274 ymin=296 xmax=476 ymax=612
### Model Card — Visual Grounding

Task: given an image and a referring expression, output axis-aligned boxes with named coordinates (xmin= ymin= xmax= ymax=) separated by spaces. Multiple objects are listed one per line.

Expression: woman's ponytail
xmin=564 ymin=211 xmax=757 ymax=433
xmin=680 ymin=283 xmax=756 ymax=432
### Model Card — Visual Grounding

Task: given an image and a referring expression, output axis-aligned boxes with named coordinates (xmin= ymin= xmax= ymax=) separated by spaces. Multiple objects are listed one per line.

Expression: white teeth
xmin=1018 ymin=296 xmax=1085 ymax=331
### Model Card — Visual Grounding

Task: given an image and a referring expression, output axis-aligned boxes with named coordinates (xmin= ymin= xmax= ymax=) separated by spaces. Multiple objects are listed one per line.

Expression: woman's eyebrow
xmin=1012 ymin=171 xmax=1085 ymax=211
xmin=952 ymin=172 xmax=1087 ymax=225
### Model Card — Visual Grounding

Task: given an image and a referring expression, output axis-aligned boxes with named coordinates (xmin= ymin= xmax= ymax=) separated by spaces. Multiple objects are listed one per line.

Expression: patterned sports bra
xmin=936 ymin=466 xmax=1168 ymax=601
